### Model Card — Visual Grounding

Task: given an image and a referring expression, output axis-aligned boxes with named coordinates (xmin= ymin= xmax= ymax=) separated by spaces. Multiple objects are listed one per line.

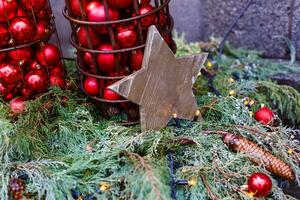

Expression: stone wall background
xmin=50 ymin=0 xmax=300 ymax=59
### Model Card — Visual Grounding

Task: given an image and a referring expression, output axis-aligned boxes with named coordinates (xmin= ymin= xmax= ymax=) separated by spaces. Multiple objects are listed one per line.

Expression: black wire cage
xmin=0 ymin=0 xmax=66 ymax=102
xmin=63 ymin=0 xmax=176 ymax=124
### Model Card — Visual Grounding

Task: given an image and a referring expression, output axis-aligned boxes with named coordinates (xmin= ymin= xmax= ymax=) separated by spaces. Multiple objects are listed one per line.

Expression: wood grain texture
xmin=109 ymin=26 xmax=207 ymax=132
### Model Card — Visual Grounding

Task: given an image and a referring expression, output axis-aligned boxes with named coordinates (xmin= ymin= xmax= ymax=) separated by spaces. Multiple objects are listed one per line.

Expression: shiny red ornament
xmin=9 ymin=97 xmax=26 ymax=114
xmin=21 ymin=0 xmax=47 ymax=13
xmin=16 ymin=7 xmax=28 ymax=18
xmin=130 ymin=49 xmax=143 ymax=71
xmin=77 ymin=26 xmax=100 ymax=48
xmin=84 ymin=77 xmax=99 ymax=96
xmin=49 ymin=62 xmax=65 ymax=75
xmin=247 ymin=173 xmax=272 ymax=197
xmin=107 ymin=0 xmax=133 ymax=9
xmin=35 ymin=21 xmax=51 ymax=41
xmin=96 ymin=43 xmax=120 ymax=74
xmin=50 ymin=74 xmax=65 ymax=87
xmin=36 ymin=5 xmax=51 ymax=21
xmin=9 ymin=17 xmax=36 ymax=44
xmin=8 ymin=47 xmax=33 ymax=66
xmin=69 ymin=0 xmax=90 ymax=19
xmin=86 ymin=1 xmax=119 ymax=33
xmin=27 ymin=60 xmax=43 ymax=71
xmin=35 ymin=43 xmax=61 ymax=66
xmin=0 ymin=24 xmax=10 ymax=47
xmin=255 ymin=106 xmax=274 ymax=125
xmin=116 ymin=25 xmax=137 ymax=48
xmin=135 ymin=5 xmax=156 ymax=28
xmin=0 ymin=62 xmax=22 ymax=85
xmin=21 ymin=87 xmax=32 ymax=99
xmin=24 ymin=70 xmax=48 ymax=93
xmin=0 ymin=52 xmax=6 ymax=62
xmin=0 ymin=0 xmax=18 ymax=22
xmin=103 ymin=87 xmax=120 ymax=100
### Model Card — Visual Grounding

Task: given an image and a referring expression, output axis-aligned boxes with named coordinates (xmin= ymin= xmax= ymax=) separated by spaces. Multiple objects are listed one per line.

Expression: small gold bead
xmin=173 ymin=113 xmax=178 ymax=118
xmin=188 ymin=178 xmax=197 ymax=187
xmin=99 ymin=182 xmax=110 ymax=192
xmin=206 ymin=61 xmax=213 ymax=69
xmin=288 ymin=149 xmax=294 ymax=154
xmin=229 ymin=90 xmax=236 ymax=96
xmin=195 ymin=110 xmax=201 ymax=116
xmin=228 ymin=77 xmax=235 ymax=83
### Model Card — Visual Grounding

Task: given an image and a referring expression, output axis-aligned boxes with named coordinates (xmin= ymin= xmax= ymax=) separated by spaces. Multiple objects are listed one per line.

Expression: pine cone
xmin=9 ymin=178 xmax=25 ymax=200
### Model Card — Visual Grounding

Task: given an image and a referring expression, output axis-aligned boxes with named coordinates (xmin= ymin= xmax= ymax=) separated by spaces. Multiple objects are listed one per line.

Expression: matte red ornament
xmin=21 ymin=0 xmax=47 ymax=13
xmin=9 ymin=97 xmax=26 ymax=114
xmin=35 ymin=21 xmax=51 ymax=41
xmin=0 ymin=52 xmax=6 ymax=62
xmin=96 ymin=43 xmax=120 ymax=74
xmin=85 ymin=1 xmax=119 ymax=33
xmin=247 ymin=173 xmax=272 ymax=197
xmin=84 ymin=77 xmax=99 ymax=96
xmin=135 ymin=5 xmax=156 ymax=28
xmin=0 ymin=24 xmax=10 ymax=47
xmin=50 ymin=74 xmax=65 ymax=87
xmin=0 ymin=0 xmax=18 ymax=22
xmin=116 ymin=25 xmax=137 ymax=48
xmin=24 ymin=70 xmax=48 ymax=93
xmin=103 ymin=87 xmax=120 ymax=100
xmin=8 ymin=47 xmax=33 ymax=66
xmin=107 ymin=0 xmax=133 ymax=9
xmin=9 ymin=17 xmax=36 ymax=44
xmin=130 ymin=49 xmax=143 ymax=71
xmin=77 ymin=26 xmax=100 ymax=48
xmin=0 ymin=62 xmax=22 ymax=85
xmin=255 ymin=106 xmax=274 ymax=125
xmin=27 ymin=60 xmax=43 ymax=71
xmin=69 ymin=0 xmax=90 ymax=19
xmin=35 ymin=43 xmax=61 ymax=66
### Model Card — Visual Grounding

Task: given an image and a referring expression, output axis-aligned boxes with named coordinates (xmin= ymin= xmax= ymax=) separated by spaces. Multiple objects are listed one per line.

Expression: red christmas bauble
xmin=0 ymin=24 xmax=10 ymax=47
xmin=21 ymin=87 xmax=33 ymax=99
xmin=35 ymin=21 xmax=51 ymax=41
xmin=24 ymin=70 xmax=48 ymax=93
xmin=50 ymin=74 xmax=65 ymax=87
xmin=103 ymin=87 xmax=120 ymax=100
xmin=0 ymin=52 xmax=6 ymax=62
xmin=86 ymin=1 xmax=119 ymax=34
xmin=8 ymin=47 xmax=33 ymax=66
xmin=0 ymin=82 xmax=18 ymax=101
xmin=9 ymin=17 xmax=36 ymax=44
xmin=247 ymin=173 xmax=272 ymax=197
xmin=69 ymin=0 xmax=90 ymax=19
xmin=16 ymin=7 xmax=28 ymax=18
xmin=140 ymin=0 xmax=151 ymax=4
xmin=77 ymin=26 xmax=100 ymax=48
xmin=130 ymin=49 xmax=143 ymax=71
xmin=36 ymin=5 xmax=51 ymax=21
xmin=49 ymin=62 xmax=64 ymax=75
xmin=255 ymin=106 xmax=274 ymax=125
xmin=116 ymin=25 xmax=137 ymax=48
xmin=135 ymin=5 xmax=156 ymax=28
xmin=0 ymin=0 xmax=18 ymax=22
xmin=9 ymin=97 xmax=26 ymax=114
xmin=0 ymin=62 xmax=22 ymax=85
xmin=21 ymin=0 xmax=47 ymax=13
xmin=96 ymin=43 xmax=120 ymax=74
xmin=107 ymin=0 xmax=133 ymax=9
xmin=84 ymin=77 xmax=99 ymax=96
xmin=27 ymin=60 xmax=43 ymax=71
xmin=35 ymin=43 xmax=61 ymax=66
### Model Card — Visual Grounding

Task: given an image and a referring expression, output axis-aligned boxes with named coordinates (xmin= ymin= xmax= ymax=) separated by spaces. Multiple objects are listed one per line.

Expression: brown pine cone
xmin=9 ymin=178 xmax=25 ymax=200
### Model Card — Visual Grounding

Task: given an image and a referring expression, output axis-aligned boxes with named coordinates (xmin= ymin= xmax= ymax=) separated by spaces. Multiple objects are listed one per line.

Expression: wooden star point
xmin=109 ymin=26 xmax=207 ymax=132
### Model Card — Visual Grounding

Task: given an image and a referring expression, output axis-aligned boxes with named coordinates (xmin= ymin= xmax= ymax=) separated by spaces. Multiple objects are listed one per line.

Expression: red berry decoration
xmin=103 ymin=87 xmax=120 ymax=100
xmin=10 ymin=97 xmax=26 ymax=114
xmin=130 ymin=49 xmax=143 ymax=71
xmin=247 ymin=173 xmax=272 ymax=197
xmin=25 ymin=70 xmax=48 ymax=93
xmin=107 ymin=0 xmax=133 ymax=9
xmin=77 ymin=26 xmax=100 ymax=48
xmin=0 ymin=24 xmax=10 ymax=47
xmin=21 ymin=0 xmax=47 ymax=13
xmin=8 ymin=47 xmax=33 ymax=66
xmin=85 ymin=1 xmax=119 ymax=34
xmin=135 ymin=5 xmax=156 ymax=28
xmin=96 ymin=43 xmax=120 ymax=74
xmin=50 ymin=74 xmax=65 ymax=87
xmin=0 ymin=0 xmax=18 ymax=22
xmin=35 ymin=43 xmax=61 ymax=66
xmin=116 ymin=25 xmax=137 ymax=48
xmin=255 ymin=106 xmax=274 ymax=125
xmin=0 ymin=62 xmax=21 ymax=85
xmin=35 ymin=21 xmax=51 ymax=41
xmin=9 ymin=17 xmax=36 ymax=44
xmin=69 ymin=0 xmax=90 ymax=18
xmin=84 ymin=77 xmax=99 ymax=96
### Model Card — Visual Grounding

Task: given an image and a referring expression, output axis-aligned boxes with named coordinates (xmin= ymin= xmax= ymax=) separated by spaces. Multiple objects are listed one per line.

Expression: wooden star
xmin=109 ymin=26 xmax=207 ymax=132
